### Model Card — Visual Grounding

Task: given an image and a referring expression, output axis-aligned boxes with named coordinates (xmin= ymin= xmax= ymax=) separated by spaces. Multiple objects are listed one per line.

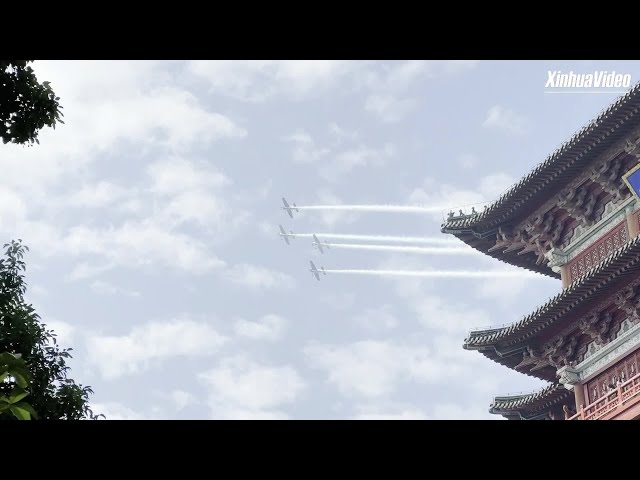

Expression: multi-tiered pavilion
xmin=442 ymin=85 xmax=640 ymax=420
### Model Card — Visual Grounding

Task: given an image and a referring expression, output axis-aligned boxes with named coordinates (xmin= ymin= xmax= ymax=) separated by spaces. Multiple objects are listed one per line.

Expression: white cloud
xmin=234 ymin=314 xmax=287 ymax=341
xmin=409 ymin=295 xmax=491 ymax=335
xmin=328 ymin=122 xmax=358 ymax=144
xmin=64 ymin=221 xmax=226 ymax=277
xmin=66 ymin=181 xmax=130 ymax=208
xmin=408 ymin=172 xmax=515 ymax=220
xmin=319 ymin=292 xmax=356 ymax=310
xmin=430 ymin=403 xmax=492 ymax=420
xmin=319 ymin=143 xmax=394 ymax=182
xmin=0 ymin=187 xmax=29 ymax=227
xmin=87 ymin=319 xmax=227 ymax=379
xmin=441 ymin=60 xmax=480 ymax=74
xmin=227 ymin=264 xmax=296 ymax=291
xmin=351 ymin=405 xmax=428 ymax=420
xmin=361 ymin=61 xmax=479 ymax=122
xmin=90 ymin=280 xmax=141 ymax=297
xmin=188 ymin=60 xmax=356 ymax=102
xmin=67 ymin=262 xmax=114 ymax=281
xmin=474 ymin=275 xmax=535 ymax=308
xmin=198 ymin=356 xmax=305 ymax=419
xmin=304 ymin=340 xmax=443 ymax=398
xmin=44 ymin=320 xmax=77 ymax=347
xmin=313 ymin=189 xmax=360 ymax=228
xmin=351 ymin=306 xmax=399 ymax=332
xmin=1 ymin=61 xmax=246 ymax=196
xmin=29 ymin=284 xmax=49 ymax=297
xmin=93 ymin=402 xmax=148 ymax=420
xmin=147 ymin=157 xmax=230 ymax=196
xmin=365 ymin=94 xmax=417 ymax=123
xmin=458 ymin=153 xmax=479 ymax=169
xmin=284 ymin=128 xmax=393 ymax=182
xmin=168 ymin=390 xmax=197 ymax=411
xmin=0 ymin=62 xmax=250 ymax=286
xmin=283 ymin=129 xmax=331 ymax=164
xmin=483 ymin=105 xmax=529 ymax=134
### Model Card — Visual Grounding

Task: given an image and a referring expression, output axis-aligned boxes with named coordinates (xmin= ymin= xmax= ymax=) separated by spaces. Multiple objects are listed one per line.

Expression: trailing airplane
xmin=309 ymin=261 xmax=326 ymax=281
xmin=282 ymin=197 xmax=299 ymax=219
xmin=279 ymin=225 xmax=296 ymax=245
xmin=312 ymin=234 xmax=330 ymax=254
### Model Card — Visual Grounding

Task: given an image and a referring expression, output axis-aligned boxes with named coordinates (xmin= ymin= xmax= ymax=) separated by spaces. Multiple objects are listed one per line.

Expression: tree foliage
xmin=0 ymin=240 xmax=101 ymax=420
xmin=0 ymin=60 xmax=64 ymax=145
xmin=0 ymin=352 xmax=38 ymax=420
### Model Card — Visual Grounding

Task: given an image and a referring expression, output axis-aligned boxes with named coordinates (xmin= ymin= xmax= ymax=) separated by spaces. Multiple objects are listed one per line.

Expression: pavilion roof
xmin=442 ymin=83 xmax=640 ymax=274
xmin=464 ymin=236 xmax=640 ymax=379
xmin=489 ymin=383 xmax=571 ymax=420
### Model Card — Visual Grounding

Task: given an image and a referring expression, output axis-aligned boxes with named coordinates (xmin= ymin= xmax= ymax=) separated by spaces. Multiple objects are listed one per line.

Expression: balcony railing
xmin=569 ymin=372 xmax=640 ymax=420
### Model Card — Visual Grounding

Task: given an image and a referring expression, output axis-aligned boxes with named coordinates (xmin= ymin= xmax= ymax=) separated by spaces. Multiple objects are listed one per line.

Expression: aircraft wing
xmin=309 ymin=261 xmax=321 ymax=280
xmin=313 ymin=234 xmax=325 ymax=254
xmin=279 ymin=225 xmax=291 ymax=244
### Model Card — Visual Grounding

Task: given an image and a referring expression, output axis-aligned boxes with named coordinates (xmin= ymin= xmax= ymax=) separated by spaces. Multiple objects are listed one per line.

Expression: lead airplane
xmin=279 ymin=225 xmax=296 ymax=245
xmin=282 ymin=198 xmax=299 ymax=219
xmin=309 ymin=261 xmax=326 ymax=281
xmin=312 ymin=234 xmax=330 ymax=254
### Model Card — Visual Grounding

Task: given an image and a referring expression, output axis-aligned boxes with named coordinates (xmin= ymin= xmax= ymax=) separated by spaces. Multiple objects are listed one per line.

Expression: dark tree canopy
xmin=0 ymin=241 xmax=100 ymax=420
xmin=0 ymin=60 xmax=64 ymax=145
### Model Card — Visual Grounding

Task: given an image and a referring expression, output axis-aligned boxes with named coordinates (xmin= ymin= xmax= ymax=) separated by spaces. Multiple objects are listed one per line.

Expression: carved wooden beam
xmin=590 ymin=155 xmax=629 ymax=205
xmin=624 ymin=137 xmax=640 ymax=160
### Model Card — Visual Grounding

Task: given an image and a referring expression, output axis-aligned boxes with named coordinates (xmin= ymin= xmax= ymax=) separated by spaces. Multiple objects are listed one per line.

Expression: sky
xmin=3 ymin=60 xmax=640 ymax=420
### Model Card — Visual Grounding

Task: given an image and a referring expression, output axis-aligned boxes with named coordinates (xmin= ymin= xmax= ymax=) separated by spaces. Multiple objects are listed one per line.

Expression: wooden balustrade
xmin=569 ymin=372 xmax=640 ymax=420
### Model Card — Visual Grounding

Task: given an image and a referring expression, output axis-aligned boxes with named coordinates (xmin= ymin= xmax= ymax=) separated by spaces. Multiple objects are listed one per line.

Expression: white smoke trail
xmin=322 ymin=269 xmax=542 ymax=279
xmin=295 ymin=205 xmax=446 ymax=214
xmin=293 ymin=233 xmax=457 ymax=245
xmin=318 ymin=243 xmax=481 ymax=256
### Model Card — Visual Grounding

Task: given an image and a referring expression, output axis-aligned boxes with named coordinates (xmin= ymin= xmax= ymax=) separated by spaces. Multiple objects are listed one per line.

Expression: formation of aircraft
xmin=281 ymin=198 xmax=326 ymax=280
xmin=309 ymin=261 xmax=326 ymax=281
xmin=312 ymin=234 xmax=330 ymax=254
xmin=278 ymin=225 xmax=296 ymax=245
xmin=282 ymin=198 xmax=299 ymax=219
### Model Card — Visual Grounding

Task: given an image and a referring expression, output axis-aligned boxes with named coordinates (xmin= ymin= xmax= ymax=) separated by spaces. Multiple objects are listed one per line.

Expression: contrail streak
xmin=295 ymin=205 xmax=446 ymax=214
xmin=293 ymin=233 xmax=458 ymax=245
xmin=322 ymin=269 xmax=542 ymax=279
xmin=319 ymin=243 xmax=481 ymax=256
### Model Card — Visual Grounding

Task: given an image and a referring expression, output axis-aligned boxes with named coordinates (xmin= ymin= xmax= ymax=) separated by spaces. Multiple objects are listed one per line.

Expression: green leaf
xmin=11 ymin=371 xmax=28 ymax=388
xmin=9 ymin=404 xmax=31 ymax=420
xmin=0 ymin=372 xmax=8 ymax=383
xmin=8 ymin=388 xmax=29 ymax=404
xmin=14 ymin=402 xmax=38 ymax=420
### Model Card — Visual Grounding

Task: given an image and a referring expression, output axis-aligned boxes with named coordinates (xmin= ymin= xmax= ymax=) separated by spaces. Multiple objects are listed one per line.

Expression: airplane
xmin=279 ymin=225 xmax=296 ymax=245
xmin=312 ymin=234 xmax=330 ymax=254
xmin=309 ymin=261 xmax=326 ymax=281
xmin=282 ymin=197 xmax=299 ymax=219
